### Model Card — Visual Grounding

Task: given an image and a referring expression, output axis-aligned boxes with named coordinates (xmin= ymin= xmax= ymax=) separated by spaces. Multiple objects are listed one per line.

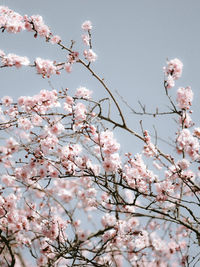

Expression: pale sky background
xmin=0 ymin=0 xmax=200 ymax=154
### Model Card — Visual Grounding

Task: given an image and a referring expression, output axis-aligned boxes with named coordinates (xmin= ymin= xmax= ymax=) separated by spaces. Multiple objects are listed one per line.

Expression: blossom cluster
xmin=0 ymin=6 xmax=25 ymax=33
xmin=176 ymin=128 xmax=200 ymax=160
xmin=0 ymin=50 xmax=30 ymax=68
xmin=164 ymin=58 xmax=183 ymax=89
xmin=0 ymin=6 xmax=97 ymax=79
xmin=0 ymin=66 xmax=196 ymax=267
xmin=176 ymin=86 xmax=194 ymax=110
xmin=35 ymin=57 xmax=60 ymax=78
xmin=24 ymin=14 xmax=50 ymax=38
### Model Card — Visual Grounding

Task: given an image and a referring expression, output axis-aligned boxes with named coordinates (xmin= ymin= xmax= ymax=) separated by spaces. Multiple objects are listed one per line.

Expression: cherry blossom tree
xmin=0 ymin=5 xmax=200 ymax=267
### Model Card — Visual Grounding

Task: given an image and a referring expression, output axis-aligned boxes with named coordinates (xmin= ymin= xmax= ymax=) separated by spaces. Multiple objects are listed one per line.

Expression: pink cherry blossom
xmin=101 ymin=213 xmax=116 ymax=227
xmin=81 ymin=20 xmax=92 ymax=31
xmin=1 ymin=174 xmax=14 ymax=186
xmin=165 ymin=74 xmax=175 ymax=89
xmin=31 ymin=114 xmax=43 ymax=126
xmin=1 ymin=53 xmax=30 ymax=68
xmin=64 ymin=63 xmax=72 ymax=73
xmin=50 ymin=35 xmax=61 ymax=44
xmin=177 ymin=159 xmax=190 ymax=170
xmin=143 ymin=130 xmax=157 ymax=157
xmin=179 ymin=112 xmax=193 ymax=128
xmin=50 ymin=122 xmax=65 ymax=135
xmin=177 ymin=86 xmax=193 ymax=109
xmin=35 ymin=57 xmax=58 ymax=78
xmin=65 ymin=95 xmax=74 ymax=105
xmin=83 ymin=49 xmax=97 ymax=62
xmin=1 ymin=96 xmax=13 ymax=106
xmin=18 ymin=117 xmax=33 ymax=130
xmin=103 ymin=153 xmax=121 ymax=172
xmin=74 ymin=102 xmax=87 ymax=121
xmin=75 ymin=86 xmax=92 ymax=99
xmin=194 ymin=127 xmax=200 ymax=138
xmin=82 ymin=34 xmax=90 ymax=46
xmin=29 ymin=15 xmax=50 ymax=37
xmin=176 ymin=129 xmax=199 ymax=160
xmin=0 ymin=6 xmax=25 ymax=33
xmin=164 ymin=58 xmax=183 ymax=80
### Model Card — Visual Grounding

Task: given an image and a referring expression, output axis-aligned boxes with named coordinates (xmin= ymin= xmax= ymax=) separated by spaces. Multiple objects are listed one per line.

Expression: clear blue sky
xmin=1 ymin=0 xmax=200 ymax=153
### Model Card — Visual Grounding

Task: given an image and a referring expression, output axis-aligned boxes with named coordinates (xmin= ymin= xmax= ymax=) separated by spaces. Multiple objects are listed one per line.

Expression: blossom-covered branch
xmin=0 ymin=5 xmax=200 ymax=267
